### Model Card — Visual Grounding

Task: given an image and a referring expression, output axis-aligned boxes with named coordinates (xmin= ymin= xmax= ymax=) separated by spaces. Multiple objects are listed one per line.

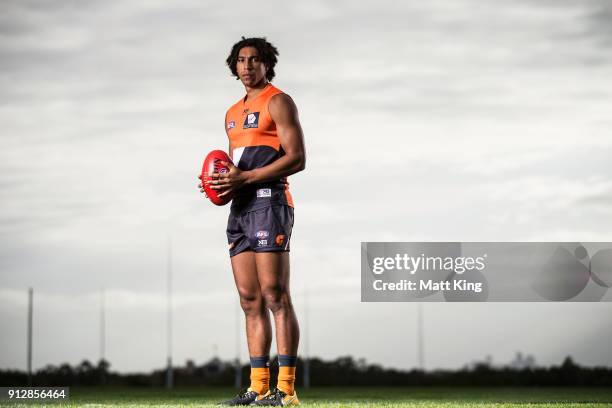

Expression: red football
xmin=200 ymin=150 xmax=234 ymax=206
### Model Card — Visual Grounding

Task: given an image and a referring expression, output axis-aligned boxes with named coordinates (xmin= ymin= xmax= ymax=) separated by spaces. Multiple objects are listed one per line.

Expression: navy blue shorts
xmin=226 ymin=205 xmax=294 ymax=257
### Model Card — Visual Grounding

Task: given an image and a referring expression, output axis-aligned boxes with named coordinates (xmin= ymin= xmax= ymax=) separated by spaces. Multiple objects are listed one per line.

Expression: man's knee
xmin=237 ymin=288 xmax=263 ymax=316
xmin=262 ymin=286 xmax=291 ymax=313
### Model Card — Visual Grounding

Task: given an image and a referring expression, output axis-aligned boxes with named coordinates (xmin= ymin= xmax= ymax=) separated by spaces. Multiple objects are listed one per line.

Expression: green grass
xmin=2 ymin=386 xmax=612 ymax=407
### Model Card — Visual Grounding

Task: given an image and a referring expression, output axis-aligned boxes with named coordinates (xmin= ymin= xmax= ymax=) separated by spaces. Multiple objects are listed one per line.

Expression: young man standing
xmin=199 ymin=37 xmax=305 ymax=406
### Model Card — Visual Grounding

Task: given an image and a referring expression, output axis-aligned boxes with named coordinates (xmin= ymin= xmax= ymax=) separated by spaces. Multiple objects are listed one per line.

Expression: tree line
xmin=1 ymin=355 xmax=611 ymax=387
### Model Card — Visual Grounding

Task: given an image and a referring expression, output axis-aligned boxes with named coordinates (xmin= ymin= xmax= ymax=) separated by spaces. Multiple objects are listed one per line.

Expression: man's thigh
xmin=231 ymin=251 xmax=261 ymax=297
xmin=255 ymin=252 xmax=291 ymax=291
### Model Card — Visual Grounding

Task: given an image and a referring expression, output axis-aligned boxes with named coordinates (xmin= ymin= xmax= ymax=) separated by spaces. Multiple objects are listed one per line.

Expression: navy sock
xmin=250 ymin=355 xmax=270 ymax=368
xmin=278 ymin=354 xmax=297 ymax=367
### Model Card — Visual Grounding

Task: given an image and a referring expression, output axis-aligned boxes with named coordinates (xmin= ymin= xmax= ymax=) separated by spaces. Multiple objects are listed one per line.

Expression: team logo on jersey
xmin=256 ymin=230 xmax=269 ymax=239
xmin=227 ymin=121 xmax=235 ymax=129
xmin=243 ymin=112 xmax=260 ymax=129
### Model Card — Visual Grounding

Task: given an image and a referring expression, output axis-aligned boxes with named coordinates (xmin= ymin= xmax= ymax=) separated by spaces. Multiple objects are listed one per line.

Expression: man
xmin=198 ymin=37 xmax=305 ymax=406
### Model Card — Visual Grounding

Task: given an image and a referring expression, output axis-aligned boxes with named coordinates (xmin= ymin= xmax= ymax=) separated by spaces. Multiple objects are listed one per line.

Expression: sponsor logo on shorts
xmin=258 ymin=239 xmax=268 ymax=247
xmin=256 ymin=230 xmax=269 ymax=239
xmin=275 ymin=234 xmax=285 ymax=246
xmin=227 ymin=121 xmax=235 ymax=129
xmin=257 ymin=188 xmax=271 ymax=198
xmin=243 ymin=112 xmax=260 ymax=129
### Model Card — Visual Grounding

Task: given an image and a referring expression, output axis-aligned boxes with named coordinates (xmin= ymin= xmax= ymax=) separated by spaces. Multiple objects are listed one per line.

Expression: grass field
xmin=2 ymin=386 xmax=612 ymax=407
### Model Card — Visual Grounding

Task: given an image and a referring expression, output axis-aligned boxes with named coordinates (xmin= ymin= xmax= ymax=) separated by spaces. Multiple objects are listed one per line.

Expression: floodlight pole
xmin=234 ymin=301 xmax=242 ymax=388
xmin=100 ymin=288 xmax=105 ymax=362
xmin=303 ymin=288 xmax=310 ymax=389
xmin=166 ymin=236 xmax=174 ymax=389
xmin=417 ymin=303 xmax=425 ymax=370
xmin=100 ymin=288 xmax=106 ymax=384
xmin=27 ymin=287 xmax=33 ymax=386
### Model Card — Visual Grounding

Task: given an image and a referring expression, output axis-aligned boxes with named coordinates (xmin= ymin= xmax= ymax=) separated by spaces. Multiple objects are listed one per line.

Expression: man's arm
xmin=212 ymin=93 xmax=306 ymax=196
xmin=245 ymin=93 xmax=306 ymax=182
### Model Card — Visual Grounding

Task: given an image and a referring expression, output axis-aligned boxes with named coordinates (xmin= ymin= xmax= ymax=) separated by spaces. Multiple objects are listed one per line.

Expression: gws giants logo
xmin=243 ymin=112 xmax=260 ymax=129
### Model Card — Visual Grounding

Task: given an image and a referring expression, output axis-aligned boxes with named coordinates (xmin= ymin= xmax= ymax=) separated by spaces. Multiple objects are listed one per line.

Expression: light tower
xmin=302 ymin=288 xmax=310 ymax=388
xmin=234 ymin=301 xmax=242 ymax=388
xmin=27 ymin=287 xmax=33 ymax=386
xmin=165 ymin=237 xmax=174 ymax=389
xmin=100 ymin=288 xmax=107 ymax=384
xmin=417 ymin=303 xmax=424 ymax=370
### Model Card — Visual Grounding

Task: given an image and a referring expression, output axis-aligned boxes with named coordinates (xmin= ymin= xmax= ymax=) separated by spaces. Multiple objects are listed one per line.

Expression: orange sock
xmin=277 ymin=366 xmax=296 ymax=395
xmin=250 ymin=367 xmax=270 ymax=395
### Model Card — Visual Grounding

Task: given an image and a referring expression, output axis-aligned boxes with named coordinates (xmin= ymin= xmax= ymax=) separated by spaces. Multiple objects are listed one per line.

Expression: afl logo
xmin=215 ymin=159 xmax=229 ymax=173
xmin=256 ymin=230 xmax=269 ymax=239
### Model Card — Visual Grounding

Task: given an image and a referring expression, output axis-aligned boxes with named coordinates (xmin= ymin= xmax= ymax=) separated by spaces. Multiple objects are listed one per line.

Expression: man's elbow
xmin=295 ymin=154 xmax=306 ymax=172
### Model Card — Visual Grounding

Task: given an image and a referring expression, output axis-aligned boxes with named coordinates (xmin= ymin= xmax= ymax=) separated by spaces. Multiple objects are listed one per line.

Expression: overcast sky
xmin=1 ymin=0 xmax=612 ymax=373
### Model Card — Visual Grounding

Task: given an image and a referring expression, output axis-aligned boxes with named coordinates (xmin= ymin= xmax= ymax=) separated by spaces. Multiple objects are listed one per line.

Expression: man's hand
xmin=206 ymin=161 xmax=250 ymax=198
xmin=197 ymin=175 xmax=209 ymax=198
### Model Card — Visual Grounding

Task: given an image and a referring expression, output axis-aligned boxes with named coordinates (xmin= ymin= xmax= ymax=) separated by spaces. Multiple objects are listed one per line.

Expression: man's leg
xmin=256 ymin=252 xmax=300 ymax=396
xmin=231 ymin=251 xmax=272 ymax=395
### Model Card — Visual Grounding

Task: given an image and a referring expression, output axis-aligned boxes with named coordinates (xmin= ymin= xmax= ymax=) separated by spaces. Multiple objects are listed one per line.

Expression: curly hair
xmin=226 ymin=37 xmax=279 ymax=81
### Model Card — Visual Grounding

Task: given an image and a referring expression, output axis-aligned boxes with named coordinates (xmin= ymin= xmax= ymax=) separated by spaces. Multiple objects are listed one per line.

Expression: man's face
xmin=236 ymin=46 xmax=267 ymax=87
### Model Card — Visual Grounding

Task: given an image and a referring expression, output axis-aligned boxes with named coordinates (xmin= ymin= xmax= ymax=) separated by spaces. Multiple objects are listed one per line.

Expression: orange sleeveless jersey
xmin=225 ymin=83 xmax=294 ymax=211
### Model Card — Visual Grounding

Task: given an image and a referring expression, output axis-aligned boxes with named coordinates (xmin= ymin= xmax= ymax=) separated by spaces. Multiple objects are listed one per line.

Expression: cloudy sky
xmin=1 ymin=0 xmax=612 ymax=373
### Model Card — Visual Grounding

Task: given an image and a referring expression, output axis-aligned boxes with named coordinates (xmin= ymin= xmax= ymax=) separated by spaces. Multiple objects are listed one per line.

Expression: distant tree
xmin=561 ymin=356 xmax=579 ymax=370
xmin=77 ymin=360 xmax=93 ymax=374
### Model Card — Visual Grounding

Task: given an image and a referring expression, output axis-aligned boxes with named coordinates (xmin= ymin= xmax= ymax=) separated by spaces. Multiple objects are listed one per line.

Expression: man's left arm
xmin=212 ymin=93 xmax=306 ymax=196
